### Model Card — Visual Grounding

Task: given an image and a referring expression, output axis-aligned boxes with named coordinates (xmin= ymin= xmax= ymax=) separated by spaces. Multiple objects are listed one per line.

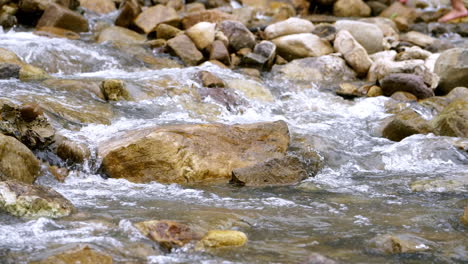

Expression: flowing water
xmin=0 ymin=20 xmax=467 ymax=264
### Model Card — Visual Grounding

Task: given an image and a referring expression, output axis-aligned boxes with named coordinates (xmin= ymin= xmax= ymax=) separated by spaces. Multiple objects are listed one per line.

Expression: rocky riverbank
xmin=0 ymin=0 xmax=467 ymax=263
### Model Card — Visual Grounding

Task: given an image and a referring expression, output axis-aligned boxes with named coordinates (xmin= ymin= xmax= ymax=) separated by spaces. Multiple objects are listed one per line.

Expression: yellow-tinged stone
xmin=367 ymin=85 xmax=383 ymax=97
xmin=226 ymin=79 xmax=274 ymax=102
xmin=462 ymin=207 xmax=468 ymax=226
xmin=30 ymin=245 xmax=112 ymax=264
xmin=199 ymin=230 xmax=247 ymax=248
xmin=19 ymin=64 xmax=50 ymax=81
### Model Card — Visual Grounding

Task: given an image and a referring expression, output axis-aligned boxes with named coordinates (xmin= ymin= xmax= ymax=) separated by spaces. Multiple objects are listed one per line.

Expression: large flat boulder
xmin=0 ymin=134 xmax=40 ymax=184
xmin=99 ymin=121 xmax=290 ymax=184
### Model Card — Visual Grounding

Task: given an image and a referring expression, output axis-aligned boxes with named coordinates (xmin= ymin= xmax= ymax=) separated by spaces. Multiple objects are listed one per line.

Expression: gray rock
xmin=431 ymin=99 xmax=468 ymax=138
xmin=218 ymin=20 xmax=256 ymax=51
xmin=380 ymin=73 xmax=434 ymax=99
xmin=264 ymin=17 xmax=315 ymax=40
xmin=381 ymin=108 xmax=432 ymax=141
xmin=0 ymin=63 xmax=20 ymax=79
xmin=272 ymin=33 xmax=333 ymax=60
xmin=434 ymin=48 xmax=468 ymax=95
xmin=334 ymin=30 xmax=372 ymax=77
xmin=167 ymin=34 xmax=204 ymax=66
xmin=335 ymin=20 xmax=384 ymax=54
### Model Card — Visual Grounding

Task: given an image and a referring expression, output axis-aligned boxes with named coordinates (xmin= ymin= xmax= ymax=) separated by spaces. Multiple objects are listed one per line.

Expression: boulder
xmin=434 ymin=48 xmax=468 ymax=95
xmin=18 ymin=0 xmax=77 ymax=14
xmin=79 ymin=0 xmax=116 ymax=14
xmin=97 ymin=26 xmax=146 ymax=44
xmin=400 ymin=31 xmax=436 ymax=48
xmin=264 ymin=17 xmax=315 ymax=40
xmin=209 ymin=40 xmax=230 ymax=65
xmin=334 ymin=30 xmax=372 ymax=77
xmin=271 ymin=55 xmax=357 ymax=83
xmin=368 ymin=234 xmax=435 ymax=254
xmin=0 ymin=134 xmax=40 ymax=184
xmin=198 ymin=71 xmax=225 ymax=88
xmin=272 ymin=33 xmax=333 ymax=60
xmin=0 ymin=103 xmax=55 ymax=149
xmin=56 ymin=138 xmax=91 ymax=163
xmin=218 ymin=20 xmax=256 ymax=51
xmin=0 ymin=63 xmax=20 ymax=79
xmin=198 ymin=230 xmax=247 ymax=248
xmin=186 ymin=22 xmax=216 ymax=50
xmin=182 ymin=10 xmax=236 ymax=29
xmin=381 ymin=109 xmax=432 ymax=141
xmin=100 ymin=79 xmax=131 ymax=101
xmin=135 ymin=220 xmax=200 ymax=250
xmin=29 ymin=245 xmax=112 ymax=264
xmin=333 ymin=0 xmax=371 ymax=17
xmin=380 ymin=73 xmax=434 ymax=99
xmin=155 ymin=23 xmax=182 ymax=40
xmin=0 ymin=180 xmax=74 ymax=218
xmin=99 ymin=121 xmax=289 ymax=184
xmin=134 ymin=4 xmax=179 ymax=34
xmin=115 ymin=0 xmax=141 ymax=28
xmin=36 ymin=3 xmax=88 ymax=33
xmin=431 ymin=99 xmax=468 ymax=138
xmin=167 ymin=34 xmax=204 ymax=66
xmin=231 ymin=156 xmax=307 ymax=186
xmin=34 ymin=26 xmax=80 ymax=40
xmin=334 ymin=20 xmax=384 ymax=54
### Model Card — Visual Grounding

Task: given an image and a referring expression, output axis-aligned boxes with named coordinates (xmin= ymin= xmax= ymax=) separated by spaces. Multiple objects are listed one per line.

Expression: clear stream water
xmin=0 ymin=19 xmax=467 ymax=264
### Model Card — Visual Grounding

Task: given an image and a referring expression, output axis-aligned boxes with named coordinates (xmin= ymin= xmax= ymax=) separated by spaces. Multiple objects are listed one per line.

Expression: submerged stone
xmin=134 ymin=220 xmax=200 ymax=250
xmin=381 ymin=109 xmax=432 ymax=141
xmin=0 ymin=180 xmax=74 ymax=218
xmin=29 ymin=244 xmax=112 ymax=264
xmin=410 ymin=179 xmax=467 ymax=193
xmin=198 ymin=230 xmax=247 ymax=248
xmin=368 ymin=234 xmax=435 ymax=254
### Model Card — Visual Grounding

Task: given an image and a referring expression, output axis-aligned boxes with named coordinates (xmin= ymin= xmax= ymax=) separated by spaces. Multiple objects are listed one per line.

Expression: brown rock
xmin=199 ymin=71 xmax=225 ymax=88
xmin=431 ymin=99 xmax=468 ymax=138
xmin=380 ymin=2 xmax=417 ymax=25
xmin=115 ymin=0 xmax=141 ymax=28
xmin=209 ymin=40 xmax=230 ymax=65
xmin=155 ymin=23 xmax=182 ymax=40
xmin=134 ymin=220 xmax=200 ymax=250
xmin=333 ymin=0 xmax=371 ymax=17
xmin=134 ymin=4 xmax=179 ymax=34
xmin=100 ymin=79 xmax=131 ymax=101
xmin=30 ymin=245 xmax=112 ymax=264
xmin=400 ymin=31 xmax=436 ymax=48
xmin=56 ymin=138 xmax=91 ymax=163
xmin=367 ymin=85 xmax=383 ymax=97
xmin=231 ymin=156 xmax=307 ymax=186
xmin=97 ymin=26 xmax=146 ymax=44
xmin=218 ymin=20 xmax=256 ymax=51
xmin=334 ymin=30 xmax=372 ymax=77
xmin=185 ymin=2 xmax=205 ymax=13
xmin=0 ymin=134 xmax=40 ymax=184
xmin=390 ymin=91 xmax=417 ymax=102
xmin=36 ymin=3 xmax=89 ymax=33
xmin=34 ymin=26 xmax=80 ymax=40
xmin=99 ymin=121 xmax=290 ymax=184
xmin=79 ymin=0 xmax=116 ymax=14
xmin=181 ymin=10 xmax=236 ymax=30
xmin=19 ymin=0 xmax=77 ymax=13
xmin=382 ymin=109 xmax=432 ymax=141
xmin=380 ymin=73 xmax=434 ymax=99
xmin=167 ymin=34 xmax=204 ymax=66
xmin=186 ymin=22 xmax=216 ymax=50
xmin=272 ymin=33 xmax=333 ymax=60
xmin=462 ymin=207 xmax=468 ymax=226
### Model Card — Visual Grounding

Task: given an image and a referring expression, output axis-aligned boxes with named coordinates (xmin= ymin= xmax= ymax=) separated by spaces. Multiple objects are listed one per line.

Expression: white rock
xmin=272 ymin=33 xmax=333 ymax=60
xmin=264 ymin=17 xmax=315 ymax=40
xmin=186 ymin=22 xmax=216 ymax=50
xmin=334 ymin=30 xmax=372 ymax=76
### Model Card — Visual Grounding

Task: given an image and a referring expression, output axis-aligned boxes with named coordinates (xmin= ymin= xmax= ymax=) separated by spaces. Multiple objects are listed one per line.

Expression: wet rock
xmin=0 ymin=134 xmax=40 ymax=184
xmin=181 ymin=10 xmax=235 ymax=30
xmin=301 ymin=253 xmax=339 ymax=264
xmin=264 ymin=17 xmax=315 ymax=40
xmin=431 ymin=99 xmax=468 ymax=138
xmin=311 ymin=24 xmax=336 ymax=42
xmin=0 ymin=180 xmax=74 ymax=218
xmin=395 ymin=46 xmax=432 ymax=61
xmin=0 ymin=48 xmax=49 ymax=81
xmin=115 ymin=0 xmax=141 ymax=28
xmin=209 ymin=40 xmax=230 ymax=65
xmin=100 ymin=79 xmax=131 ymax=101
xmin=0 ymin=63 xmax=20 ymax=79
xmin=271 ymin=55 xmax=356 ymax=83
xmin=80 ymin=0 xmax=116 ymax=14
xmin=253 ymin=40 xmax=276 ymax=67
xmin=29 ymin=245 xmax=112 ymax=264
xmin=410 ymin=179 xmax=466 ymax=192
xmin=42 ymin=79 xmax=104 ymax=100
xmin=368 ymin=234 xmax=435 ymax=254
xmin=198 ymin=71 xmax=225 ymax=88
xmin=34 ymin=26 xmax=80 ymax=40
xmin=36 ymin=3 xmax=88 ymax=33
xmin=333 ymin=0 xmax=371 ymax=17
xmin=334 ymin=20 xmax=383 ymax=54
xmin=134 ymin=220 xmax=200 ymax=250
xmin=56 ymin=137 xmax=91 ymax=164
xmin=380 ymin=73 xmax=434 ymax=99
xmin=0 ymin=103 xmax=55 ymax=149
xmin=390 ymin=91 xmax=417 ymax=102
xmin=218 ymin=20 xmax=256 ymax=51
xmin=434 ymin=48 xmax=468 ymax=95
xmin=134 ymin=4 xmax=179 ymax=34
xmin=97 ymin=26 xmax=146 ymax=44
xmin=400 ymin=31 xmax=436 ymax=48
xmin=226 ymin=79 xmax=274 ymax=102
xmin=272 ymin=33 xmax=333 ymax=60
xmin=155 ymin=23 xmax=181 ymax=40
xmin=99 ymin=121 xmax=289 ymax=184
xmin=462 ymin=207 xmax=468 ymax=226
xmin=334 ymin=30 xmax=372 ymax=77
xmin=186 ymin=22 xmax=216 ymax=50
xmin=367 ymin=85 xmax=383 ymax=97
xmin=336 ymin=83 xmax=366 ymax=99
xmin=167 ymin=34 xmax=204 ymax=66
xmin=231 ymin=156 xmax=307 ymax=186
xmin=381 ymin=108 xmax=432 ymax=141
xmin=198 ymin=230 xmax=247 ymax=248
